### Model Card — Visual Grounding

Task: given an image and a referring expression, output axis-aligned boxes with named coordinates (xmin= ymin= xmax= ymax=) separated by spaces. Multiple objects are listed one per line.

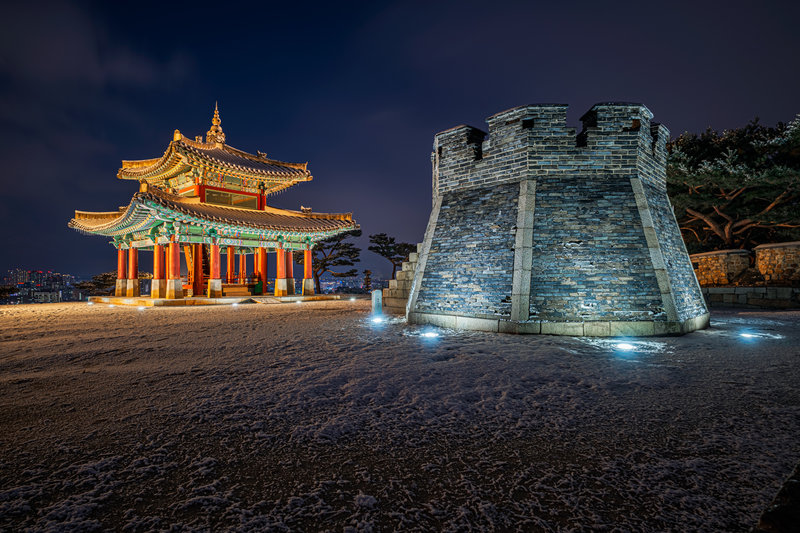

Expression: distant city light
xmin=614 ymin=342 xmax=636 ymax=351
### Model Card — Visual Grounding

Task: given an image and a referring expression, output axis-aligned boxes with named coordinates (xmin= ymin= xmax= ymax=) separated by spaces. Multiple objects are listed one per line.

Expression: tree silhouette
xmin=368 ymin=233 xmax=416 ymax=278
xmin=667 ymin=115 xmax=800 ymax=252
xmin=296 ymin=230 xmax=362 ymax=293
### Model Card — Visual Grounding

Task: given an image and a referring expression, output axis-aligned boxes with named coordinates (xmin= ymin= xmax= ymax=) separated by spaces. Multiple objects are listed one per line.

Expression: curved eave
xmin=69 ymin=192 xmax=358 ymax=243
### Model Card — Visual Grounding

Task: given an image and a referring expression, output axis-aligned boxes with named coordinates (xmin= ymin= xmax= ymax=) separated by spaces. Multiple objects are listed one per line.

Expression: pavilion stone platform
xmin=407 ymin=102 xmax=710 ymax=337
xmin=88 ymin=294 xmax=343 ymax=307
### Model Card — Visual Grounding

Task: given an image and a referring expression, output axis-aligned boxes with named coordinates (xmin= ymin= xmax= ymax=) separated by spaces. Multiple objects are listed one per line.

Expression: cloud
xmin=0 ymin=0 xmax=191 ymax=89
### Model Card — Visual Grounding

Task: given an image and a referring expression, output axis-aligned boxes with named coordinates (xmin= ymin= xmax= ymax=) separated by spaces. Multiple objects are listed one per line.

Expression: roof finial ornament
xmin=206 ymin=102 xmax=226 ymax=144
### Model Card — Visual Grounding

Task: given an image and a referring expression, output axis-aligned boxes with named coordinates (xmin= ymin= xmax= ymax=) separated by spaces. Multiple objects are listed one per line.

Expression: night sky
xmin=1 ymin=0 xmax=798 ymax=280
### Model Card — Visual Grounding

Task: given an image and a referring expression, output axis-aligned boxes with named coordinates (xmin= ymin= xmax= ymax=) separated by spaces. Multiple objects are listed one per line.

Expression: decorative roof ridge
xmin=219 ymin=144 xmax=309 ymax=171
xmin=174 ymin=133 xmax=309 ymax=172
xmin=140 ymin=186 xmax=352 ymax=221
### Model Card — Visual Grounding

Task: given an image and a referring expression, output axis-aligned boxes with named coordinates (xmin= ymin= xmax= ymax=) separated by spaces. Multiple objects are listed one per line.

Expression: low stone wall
xmin=689 ymin=249 xmax=750 ymax=286
xmin=701 ymin=287 xmax=800 ymax=309
xmin=755 ymin=242 xmax=800 ymax=284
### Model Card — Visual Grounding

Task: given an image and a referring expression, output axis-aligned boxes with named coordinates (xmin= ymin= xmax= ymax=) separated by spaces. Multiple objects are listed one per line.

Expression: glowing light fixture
xmin=109 ymin=304 xmax=115 ymax=308
xmin=740 ymin=332 xmax=757 ymax=338
xmin=350 ymin=297 xmax=357 ymax=301
xmin=615 ymin=342 xmax=636 ymax=351
xmin=296 ymin=300 xmax=302 ymax=304
xmin=87 ymin=301 xmax=94 ymax=306
xmin=421 ymin=331 xmax=439 ymax=338
xmin=138 ymin=306 xmax=145 ymax=311
xmin=232 ymin=302 xmax=239 ymax=307
xmin=371 ymin=316 xmax=384 ymax=324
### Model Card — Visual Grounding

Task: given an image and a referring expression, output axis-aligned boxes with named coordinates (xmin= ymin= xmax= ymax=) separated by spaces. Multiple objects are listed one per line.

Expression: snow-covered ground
xmin=1 ymin=301 xmax=798 ymax=532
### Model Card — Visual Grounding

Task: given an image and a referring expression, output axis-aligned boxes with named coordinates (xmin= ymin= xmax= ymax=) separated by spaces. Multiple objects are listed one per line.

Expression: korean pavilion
xmin=69 ymin=106 xmax=358 ymax=300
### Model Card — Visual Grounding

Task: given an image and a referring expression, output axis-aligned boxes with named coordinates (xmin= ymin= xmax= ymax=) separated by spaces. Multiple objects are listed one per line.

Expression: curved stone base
xmin=408 ymin=311 xmax=710 ymax=337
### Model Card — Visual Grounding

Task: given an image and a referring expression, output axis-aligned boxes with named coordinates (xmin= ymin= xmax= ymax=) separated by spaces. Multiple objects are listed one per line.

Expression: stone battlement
xmin=433 ymin=103 xmax=670 ymax=195
xmin=409 ymin=102 xmax=708 ymax=336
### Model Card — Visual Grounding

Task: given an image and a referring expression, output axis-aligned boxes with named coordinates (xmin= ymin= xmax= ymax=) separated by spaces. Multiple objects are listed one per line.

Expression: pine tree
xmin=297 ymin=230 xmax=362 ymax=293
xmin=667 ymin=115 xmax=800 ymax=252
xmin=368 ymin=233 xmax=416 ymax=278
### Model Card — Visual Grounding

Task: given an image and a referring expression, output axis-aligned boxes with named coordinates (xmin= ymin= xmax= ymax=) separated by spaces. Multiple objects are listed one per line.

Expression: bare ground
xmin=1 ymin=301 xmax=798 ymax=531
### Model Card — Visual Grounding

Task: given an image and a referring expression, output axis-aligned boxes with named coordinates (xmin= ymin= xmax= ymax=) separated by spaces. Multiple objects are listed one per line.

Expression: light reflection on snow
xmin=579 ymin=338 xmax=669 ymax=359
xmin=738 ymin=331 xmax=783 ymax=340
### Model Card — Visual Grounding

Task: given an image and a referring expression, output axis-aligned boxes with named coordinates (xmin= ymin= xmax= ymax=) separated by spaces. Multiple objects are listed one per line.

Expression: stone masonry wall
xmin=415 ymin=183 xmax=518 ymax=318
xmin=529 ymin=176 xmax=663 ymax=321
xmin=642 ymin=181 xmax=708 ymax=322
xmin=690 ymin=250 xmax=751 ymax=286
xmin=755 ymin=242 xmax=800 ymax=284
xmin=409 ymin=102 xmax=709 ymax=335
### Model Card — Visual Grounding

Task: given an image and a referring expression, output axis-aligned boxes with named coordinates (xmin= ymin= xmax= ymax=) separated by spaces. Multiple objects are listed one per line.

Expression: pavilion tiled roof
xmin=69 ymin=187 xmax=357 ymax=238
xmin=117 ymin=134 xmax=312 ymax=184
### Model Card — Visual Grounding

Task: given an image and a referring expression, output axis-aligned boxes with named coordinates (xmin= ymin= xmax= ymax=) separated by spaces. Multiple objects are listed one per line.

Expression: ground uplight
xmin=371 ymin=316 xmax=384 ymax=324
xmin=614 ymin=342 xmax=636 ymax=351
xmin=421 ymin=331 xmax=439 ymax=338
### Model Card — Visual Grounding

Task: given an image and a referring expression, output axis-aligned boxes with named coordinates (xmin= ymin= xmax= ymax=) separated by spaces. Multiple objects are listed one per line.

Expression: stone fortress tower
xmin=406 ymin=103 xmax=709 ymax=336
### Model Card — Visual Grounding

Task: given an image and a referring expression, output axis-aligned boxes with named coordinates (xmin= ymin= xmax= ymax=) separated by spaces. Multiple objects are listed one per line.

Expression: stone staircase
xmin=382 ymin=243 xmax=422 ymax=315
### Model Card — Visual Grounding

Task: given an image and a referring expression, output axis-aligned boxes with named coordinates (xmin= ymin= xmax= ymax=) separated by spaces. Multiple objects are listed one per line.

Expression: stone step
xmin=388 ymin=279 xmax=398 ymax=289
xmin=383 ymin=305 xmax=406 ymax=315
xmin=401 ymin=261 xmax=415 ymax=272
xmin=382 ymin=288 xmax=409 ymax=299
xmin=383 ymin=297 xmax=408 ymax=309
xmin=408 ymin=252 xmax=418 ymax=263
xmin=417 ymin=242 xmax=423 ymax=254
xmin=396 ymin=270 xmax=413 ymax=281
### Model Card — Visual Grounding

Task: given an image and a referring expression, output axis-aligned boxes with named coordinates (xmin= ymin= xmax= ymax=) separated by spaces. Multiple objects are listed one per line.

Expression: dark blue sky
xmin=1 ymin=0 xmax=798 ymax=279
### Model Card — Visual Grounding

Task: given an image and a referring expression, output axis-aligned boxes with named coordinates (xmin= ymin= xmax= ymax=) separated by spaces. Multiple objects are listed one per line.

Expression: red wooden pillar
xmin=115 ymin=248 xmax=127 ymax=296
xmin=165 ymin=240 xmax=183 ymax=299
xmin=276 ymin=248 xmax=285 ymax=279
xmin=127 ymin=247 xmax=140 ymax=297
xmin=275 ymin=247 xmax=294 ymax=296
xmin=208 ymin=243 xmax=222 ymax=297
xmin=238 ymin=252 xmax=247 ymax=284
xmin=257 ymin=247 xmax=268 ymax=295
xmin=192 ymin=243 xmax=204 ymax=296
xmin=210 ymin=244 xmax=221 ymax=279
xmin=302 ymin=248 xmax=314 ymax=295
xmin=304 ymin=250 xmax=312 ymax=279
xmin=151 ymin=244 xmax=165 ymax=298
xmin=168 ymin=242 xmax=181 ymax=280
xmin=226 ymin=246 xmax=235 ymax=283
xmin=285 ymin=249 xmax=294 ymax=279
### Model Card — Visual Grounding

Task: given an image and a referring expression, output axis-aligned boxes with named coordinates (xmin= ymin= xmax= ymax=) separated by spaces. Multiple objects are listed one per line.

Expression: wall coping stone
xmin=753 ymin=241 xmax=800 ymax=250
xmin=690 ymin=249 xmax=750 ymax=258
